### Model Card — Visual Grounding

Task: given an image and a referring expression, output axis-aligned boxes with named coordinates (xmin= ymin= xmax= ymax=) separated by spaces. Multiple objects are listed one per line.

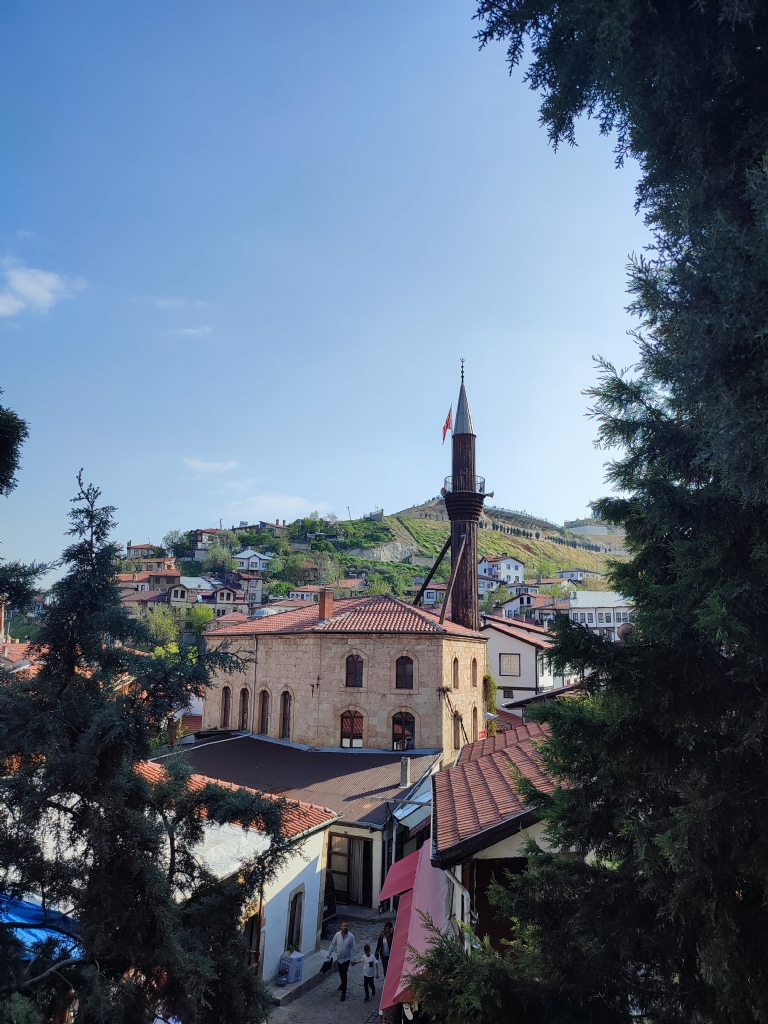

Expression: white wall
xmin=482 ymin=627 xmax=539 ymax=700
xmin=261 ymin=828 xmax=327 ymax=982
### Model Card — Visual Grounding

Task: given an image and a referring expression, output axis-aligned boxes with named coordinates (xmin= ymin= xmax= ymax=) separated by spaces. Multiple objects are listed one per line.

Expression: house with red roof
xmin=430 ymin=720 xmax=559 ymax=949
xmin=201 ymin=591 xmax=487 ymax=760
xmin=480 ymin=614 xmax=580 ymax=702
xmin=139 ymin=759 xmax=338 ymax=984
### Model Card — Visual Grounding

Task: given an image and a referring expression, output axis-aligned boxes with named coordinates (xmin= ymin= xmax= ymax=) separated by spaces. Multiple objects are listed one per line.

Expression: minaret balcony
xmin=443 ymin=475 xmax=486 ymax=495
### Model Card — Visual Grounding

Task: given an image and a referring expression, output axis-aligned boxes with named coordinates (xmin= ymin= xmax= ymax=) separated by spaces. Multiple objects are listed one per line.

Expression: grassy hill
xmin=393 ymin=517 xmax=619 ymax=577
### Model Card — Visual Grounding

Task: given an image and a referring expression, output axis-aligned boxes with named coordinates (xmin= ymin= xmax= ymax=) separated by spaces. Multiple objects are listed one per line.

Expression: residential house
xmin=569 ymin=591 xmax=633 ymax=640
xmin=121 ymin=590 xmax=169 ymax=619
xmin=238 ymin=571 xmax=264 ymax=610
xmin=201 ymin=591 xmax=487 ymax=759
xmin=431 ymin=721 xmax=559 ymax=949
xmin=234 ymin=549 xmax=275 ymax=573
xmin=478 ymin=555 xmax=525 ymax=585
xmin=480 ymin=615 xmax=579 ymax=701
xmin=498 ymin=593 xmax=571 ymax=622
xmin=259 ymin=520 xmax=291 ymax=540
xmin=189 ymin=528 xmax=221 ymax=562
xmin=558 ymin=567 xmax=601 ymax=582
xmin=0 ymin=642 xmax=36 ymax=673
xmin=288 ymin=579 xmax=367 ymax=602
xmin=126 ymin=541 xmax=157 ymax=561
xmin=117 ymin=569 xmax=181 ymax=594
xmin=179 ymin=734 xmax=441 ymax=912
xmin=140 ymin=759 xmax=339 ymax=983
xmin=421 ymin=582 xmax=447 ymax=607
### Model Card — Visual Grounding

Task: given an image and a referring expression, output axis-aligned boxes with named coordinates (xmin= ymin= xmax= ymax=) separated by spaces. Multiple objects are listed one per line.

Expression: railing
xmin=443 ymin=475 xmax=486 ymax=494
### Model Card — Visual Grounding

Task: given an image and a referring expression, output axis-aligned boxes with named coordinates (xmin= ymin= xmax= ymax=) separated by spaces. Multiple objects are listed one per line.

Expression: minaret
xmin=444 ymin=363 xmax=485 ymax=631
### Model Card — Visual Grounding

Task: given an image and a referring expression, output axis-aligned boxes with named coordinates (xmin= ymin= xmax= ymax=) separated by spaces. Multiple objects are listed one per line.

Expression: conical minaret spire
xmin=444 ymin=361 xmax=485 ymax=631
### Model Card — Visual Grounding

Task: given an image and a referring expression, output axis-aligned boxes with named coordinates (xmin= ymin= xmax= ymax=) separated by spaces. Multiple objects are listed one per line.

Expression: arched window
xmin=281 ymin=691 xmax=292 ymax=739
xmin=220 ymin=686 xmax=231 ymax=729
xmin=346 ymin=654 xmax=363 ymax=688
xmin=472 ymin=706 xmax=478 ymax=742
xmin=453 ymin=713 xmax=462 ymax=749
xmin=239 ymin=688 xmax=249 ymax=731
xmin=396 ymin=656 xmax=413 ymax=690
xmin=471 ymin=658 xmax=478 ymax=688
xmin=259 ymin=690 xmax=270 ymax=735
xmin=392 ymin=711 xmax=415 ymax=751
xmin=452 ymin=658 xmax=459 ymax=689
xmin=341 ymin=710 xmax=364 ymax=748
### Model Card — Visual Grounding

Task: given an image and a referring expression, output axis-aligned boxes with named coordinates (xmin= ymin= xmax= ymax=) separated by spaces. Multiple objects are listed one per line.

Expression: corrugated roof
xmin=213 ymin=594 xmax=484 ymax=638
xmin=433 ymin=724 xmax=554 ymax=856
xmin=137 ymin=760 xmax=337 ymax=838
xmin=172 ymin=736 xmax=440 ymax=827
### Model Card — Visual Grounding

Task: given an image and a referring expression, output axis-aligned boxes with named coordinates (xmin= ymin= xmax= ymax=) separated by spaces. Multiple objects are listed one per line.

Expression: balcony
xmin=443 ymin=475 xmax=486 ymax=494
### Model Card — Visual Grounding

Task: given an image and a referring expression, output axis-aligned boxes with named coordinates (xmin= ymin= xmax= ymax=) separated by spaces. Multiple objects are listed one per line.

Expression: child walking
xmin=360 ymin=944 xmax=379 ymax=1002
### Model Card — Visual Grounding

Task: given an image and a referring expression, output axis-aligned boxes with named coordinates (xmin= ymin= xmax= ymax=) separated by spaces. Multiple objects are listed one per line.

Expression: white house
xmin=558 ymin=568 xmax=601 ymax=582
xmin=478 ymin=555 xmax=525 ymax=584
xmin=234 ymin=550 xmax=275 ymax=573
xmin=568 ymin=591 xmax=632 ymax=640
xmin=480 ymin=615 xmax=577 ymax=701
xmin=140 ymin=760 xmax=338 ymax=985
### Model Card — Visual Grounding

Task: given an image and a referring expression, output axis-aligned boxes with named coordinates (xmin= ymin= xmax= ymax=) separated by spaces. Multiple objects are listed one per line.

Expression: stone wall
xmin=202 ymin=630 xmax=488 ymax=759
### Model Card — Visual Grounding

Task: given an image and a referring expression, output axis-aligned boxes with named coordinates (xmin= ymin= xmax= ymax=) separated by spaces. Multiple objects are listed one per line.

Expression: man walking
xmin=328 ymin=920 xmax=356 ymax=1002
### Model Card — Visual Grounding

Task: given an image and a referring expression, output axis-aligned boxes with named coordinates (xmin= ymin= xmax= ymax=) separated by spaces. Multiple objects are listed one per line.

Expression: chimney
xmin=319 ymin=588 xmax=334 ymax=621
xmin=400 ymin=756 xmax=410 ymax=788
xmin=283 ymin=519 xmax=286 ymax=526
xmin=275 ymin=519 xmax=279 ymax=526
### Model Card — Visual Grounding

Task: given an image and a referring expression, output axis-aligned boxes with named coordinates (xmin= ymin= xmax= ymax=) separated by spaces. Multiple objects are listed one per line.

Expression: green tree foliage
xmin=0 ymin=476 xmax=292 ymax=1023
xmin=411 ymin=4 xmax=768 ymax=1022
xmin=146 ymin=603 xmax=183 ymax=645
xmin=161 ymin=529 xmax=191 ymax=559
xmin=0 ymin=390 xmax=43 ymax=610
xmin=0 ymin=391 xmax=28 ymax=498
xmin=187 ymin=603 xmax=215 ymax=635
xmin=203 ymin=545 xmax=237 ymax=576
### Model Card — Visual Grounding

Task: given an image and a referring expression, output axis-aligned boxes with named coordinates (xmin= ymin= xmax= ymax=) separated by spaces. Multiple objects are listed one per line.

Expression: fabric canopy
xmin=380 ymin=843 xmax=450 ymax=1009
xmin=379 ymin=848 xmax=420 ymax=903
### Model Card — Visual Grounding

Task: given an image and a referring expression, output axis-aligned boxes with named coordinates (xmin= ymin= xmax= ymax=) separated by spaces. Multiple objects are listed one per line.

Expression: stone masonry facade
xmin=202 ymin=629 xmax=488 ymax=759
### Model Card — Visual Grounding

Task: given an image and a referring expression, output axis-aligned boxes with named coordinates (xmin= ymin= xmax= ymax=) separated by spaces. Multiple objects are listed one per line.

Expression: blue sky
xmin=1 ymin=0 xmax=649 ymax=567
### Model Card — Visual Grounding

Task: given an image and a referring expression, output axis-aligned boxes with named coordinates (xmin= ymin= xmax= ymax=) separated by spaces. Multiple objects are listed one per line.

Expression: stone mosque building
xmin=200 ymin=373 xmax=491 ymax=760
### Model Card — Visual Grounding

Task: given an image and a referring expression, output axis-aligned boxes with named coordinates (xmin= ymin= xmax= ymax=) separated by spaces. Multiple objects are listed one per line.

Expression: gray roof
xmin=454 ymin=381 xmax=474 ymax=435
xmin=180 ymin=576 xmax=211 ymax=589
xmin=174 ymin=735 xmax=441 ymax=828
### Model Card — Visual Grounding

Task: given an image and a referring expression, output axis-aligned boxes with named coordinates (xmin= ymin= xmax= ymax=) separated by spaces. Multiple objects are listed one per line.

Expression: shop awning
xmin=379 ymin=848 xmax=420 ymax=902
xmin=380 ymin=843 xmax=450 ymax=1009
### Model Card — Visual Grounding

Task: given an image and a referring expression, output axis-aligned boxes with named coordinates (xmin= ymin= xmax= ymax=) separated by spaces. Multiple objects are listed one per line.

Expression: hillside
xmin=395 ymin=517 xmax=618 ymax=576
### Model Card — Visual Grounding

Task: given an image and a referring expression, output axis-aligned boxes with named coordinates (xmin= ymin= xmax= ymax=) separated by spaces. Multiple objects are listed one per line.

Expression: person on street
xmin=360 ymin=944 xmax=379 ymax=1001
xmin=375 ymin=921 xmax=394 ymax=976
xmin=328 ymin=920 xmax=356 ymax=1002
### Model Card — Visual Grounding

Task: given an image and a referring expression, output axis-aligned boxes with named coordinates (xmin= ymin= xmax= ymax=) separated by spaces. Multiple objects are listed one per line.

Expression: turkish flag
xmin=442 ymin=405 xmax=452 ymax=444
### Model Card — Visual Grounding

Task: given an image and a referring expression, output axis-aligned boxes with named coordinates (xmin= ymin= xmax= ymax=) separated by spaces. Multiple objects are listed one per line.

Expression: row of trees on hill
xmin=409 ymin=2 xmax=768 ymax=1022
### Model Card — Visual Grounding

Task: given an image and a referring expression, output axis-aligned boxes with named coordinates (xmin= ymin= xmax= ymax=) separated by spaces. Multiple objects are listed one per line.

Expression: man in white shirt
xmin=328 ymin=920 xmax=357 ymax=1002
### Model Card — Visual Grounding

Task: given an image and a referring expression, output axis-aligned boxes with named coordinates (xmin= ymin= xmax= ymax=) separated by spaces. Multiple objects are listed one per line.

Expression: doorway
xmin=329 ymin=833 xmax=373 ymax=907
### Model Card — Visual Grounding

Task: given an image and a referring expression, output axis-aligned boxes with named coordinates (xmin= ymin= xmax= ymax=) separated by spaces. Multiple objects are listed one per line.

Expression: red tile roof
xmin=0 ymin=642 xmax=35 ymax=663
xmin=137 ymin=761 xmax=337 ymax=838
xmin=433 ymin=723 xmax=554 ymax=859
xmin=212 ymin=594 xmax=484 ymax=638
xmin=457 ymin=720 xmax=549 ymax=763
xmin=480 ymin=618 xmax=555 ymax=651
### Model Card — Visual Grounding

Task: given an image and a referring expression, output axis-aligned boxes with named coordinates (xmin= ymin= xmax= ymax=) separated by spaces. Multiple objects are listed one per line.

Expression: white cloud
xmin=226 ymin=494 xmax=331 ymax=521
xmin=183 ymin=457 xmax=241 ymax=472
xmin=0 ymin=260 xmax=85 ymax=316
xmin=168 ymin=326 xmax=211 ymax=336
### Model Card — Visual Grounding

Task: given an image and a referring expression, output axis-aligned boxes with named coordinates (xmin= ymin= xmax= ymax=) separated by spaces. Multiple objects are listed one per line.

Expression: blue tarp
xmin=0 ymin=896 xmax=81 ymax=956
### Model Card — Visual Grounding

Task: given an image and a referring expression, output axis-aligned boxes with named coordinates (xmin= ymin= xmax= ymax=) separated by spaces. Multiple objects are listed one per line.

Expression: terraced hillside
xmin=392 ymin=516 xmax=620 ymax=576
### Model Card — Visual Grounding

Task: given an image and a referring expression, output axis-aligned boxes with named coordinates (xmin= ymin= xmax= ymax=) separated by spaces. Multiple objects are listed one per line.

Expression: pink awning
xmin=380 ymin=843 xmax=450 ymax=1009
xmin=379 ymin=848 xmax=420 ymax=903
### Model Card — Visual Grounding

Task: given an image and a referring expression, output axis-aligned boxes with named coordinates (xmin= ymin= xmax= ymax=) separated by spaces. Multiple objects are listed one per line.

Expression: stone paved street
xmin=270 ymin=916 xmax=386 ymax=1024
